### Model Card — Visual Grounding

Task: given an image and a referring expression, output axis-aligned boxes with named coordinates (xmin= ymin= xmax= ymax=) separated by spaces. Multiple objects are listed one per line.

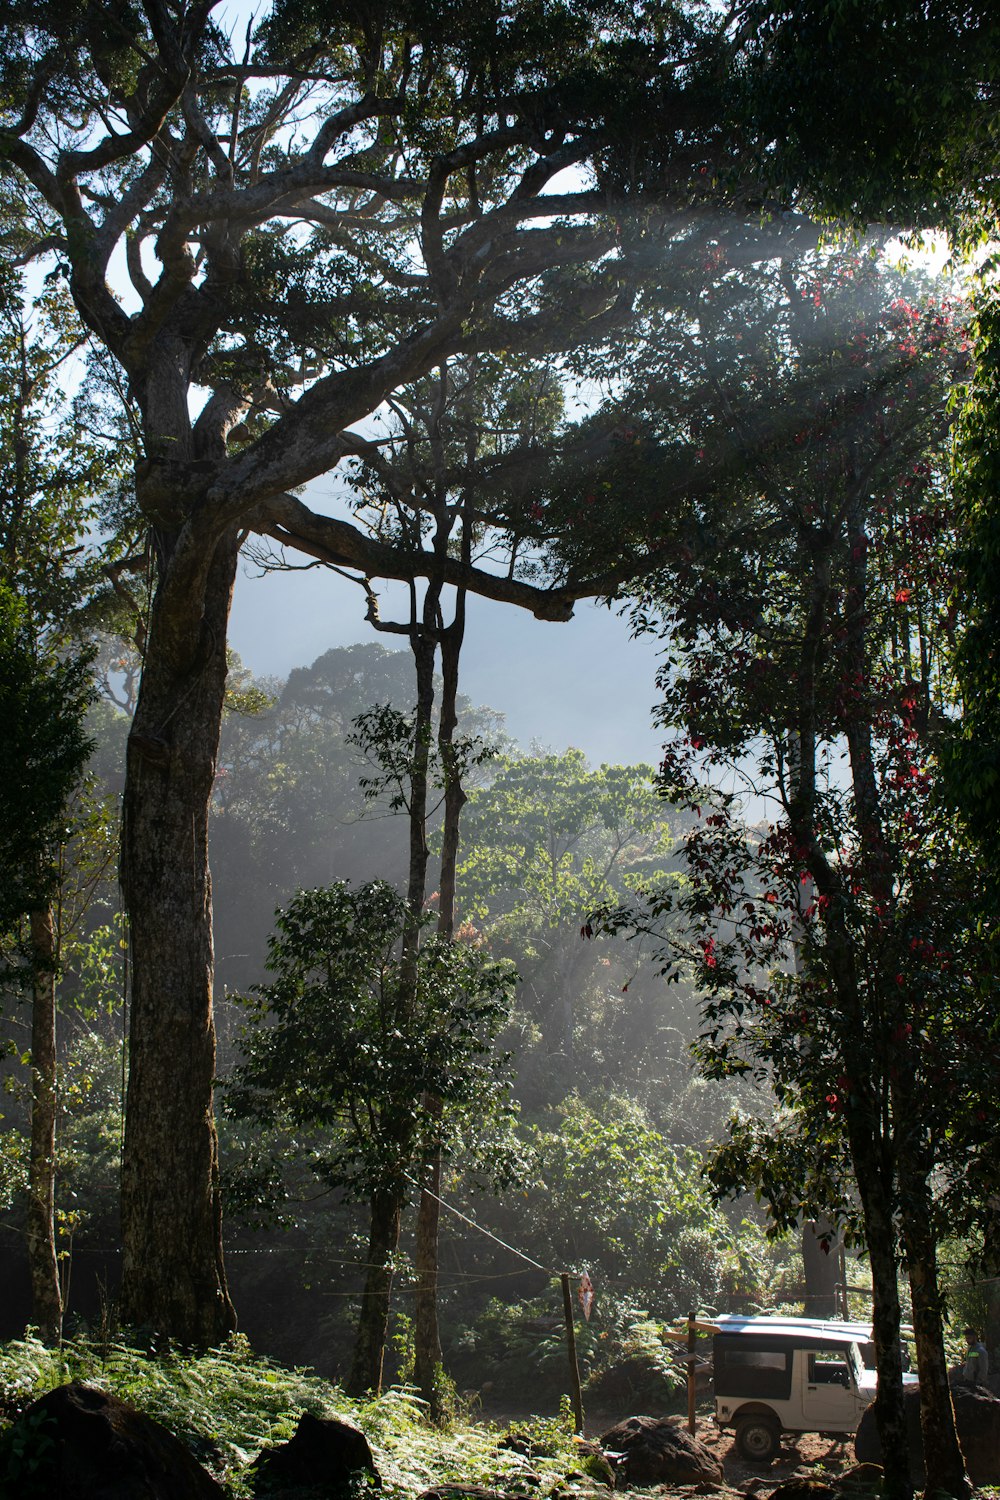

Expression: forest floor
xmin=697 ymin=1421 xmax=856 ymax=1491
xmin=478 ymin=1402 xmax=857 ymax=1494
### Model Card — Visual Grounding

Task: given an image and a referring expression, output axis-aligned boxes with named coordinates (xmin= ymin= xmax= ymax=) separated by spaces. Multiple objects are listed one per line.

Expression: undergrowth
xmin=0 ymin=1334 xmax=589 ymax=1499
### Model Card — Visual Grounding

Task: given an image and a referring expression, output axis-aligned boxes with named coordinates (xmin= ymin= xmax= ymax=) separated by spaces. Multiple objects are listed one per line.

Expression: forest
xmin=1 ymin=2 xmax=999 ymax=1499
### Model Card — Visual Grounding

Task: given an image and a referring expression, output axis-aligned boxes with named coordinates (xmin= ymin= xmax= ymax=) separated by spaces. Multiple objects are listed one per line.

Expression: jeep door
xmin=801 ymin=1346 xmax=861 ymax=1429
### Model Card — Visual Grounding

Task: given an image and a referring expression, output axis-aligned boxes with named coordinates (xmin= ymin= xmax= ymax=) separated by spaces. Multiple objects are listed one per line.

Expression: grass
xmin=0 ymin=1333 xmax=597 ymax=1499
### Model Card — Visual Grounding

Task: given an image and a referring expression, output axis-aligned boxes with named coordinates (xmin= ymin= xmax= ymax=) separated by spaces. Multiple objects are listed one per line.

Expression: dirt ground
xmin=482 ymin=1404 xmax=858 ymax=1492
xmin=694 ymin=1417 xmax=858 ymax=1491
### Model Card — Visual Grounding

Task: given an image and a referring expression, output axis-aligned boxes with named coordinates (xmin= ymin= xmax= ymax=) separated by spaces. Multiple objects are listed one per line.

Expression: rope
xmin=403 ymin=1172 xmax=556 ymax=1274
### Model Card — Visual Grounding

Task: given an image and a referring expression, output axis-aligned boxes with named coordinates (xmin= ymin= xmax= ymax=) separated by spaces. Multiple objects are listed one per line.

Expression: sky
xmin=228 ymin=556 xmax=668 ymax=768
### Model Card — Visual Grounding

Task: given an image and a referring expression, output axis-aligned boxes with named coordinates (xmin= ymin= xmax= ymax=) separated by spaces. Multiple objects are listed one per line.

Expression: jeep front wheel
xmin=735 ymin=1417 xmax=780 ymax=1463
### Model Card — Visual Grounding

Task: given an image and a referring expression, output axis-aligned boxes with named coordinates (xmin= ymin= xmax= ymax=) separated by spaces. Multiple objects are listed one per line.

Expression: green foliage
xmin=943 ymin=287 xmax=1000 ymax=868
xmin=590 ymin=245 xmax=983 ymax=1211
xmin=454 ymin=750 xmax=688 ymax=1095
xmin=447 ymin=1288 xmax=697 ymax=1408
xmin=0 ymin=260 xmax=128 ymax=1006
xmin=0 ymin=1335 xmax=603 ymax=1499
xmin=0 ymin=952 xmax=125 ymax=1257
xmin=447 ymin=1291 xmax=604 ymax=1397
xmin=938 ymin=1238 xmax=998 ymax=1361
xmin=0 ymin=1404 xmax=56 ymax=1498
xmin=349 ymin=704 xmax=498 ymax=819
xmin=0 ymin=581 xmax=95 ymax=937
xmin=736 ymin=1 xmax=997 ymax=229
xmin=0 ymin=1118 xmax=27 ymax=1212
xmin=211 ymin=643 xmax=506 ymax=1001
xmin=54 ymin=1025 xmax=125 ymax=1249
xmin=584 ymin=1310 xmax=686 ymax=1410
xmin=225 ymin=881 xmax=517 ymax=1201
xmin=516 ymin=1093 xmax=758 ymax=1313
xmin=458 ymin=751 xmax=674 ymax=929
xmin=0 ymin=273 xmax=117 ymax=632
xmin=708 ymin=1111 xmax=858 ymax=1245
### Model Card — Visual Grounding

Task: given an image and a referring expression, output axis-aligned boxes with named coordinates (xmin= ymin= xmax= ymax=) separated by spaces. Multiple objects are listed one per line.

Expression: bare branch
xmin=95 ymin=146 xmax=170 ymax=270
xmin=258 ymin=491 xmax=577 ymax=621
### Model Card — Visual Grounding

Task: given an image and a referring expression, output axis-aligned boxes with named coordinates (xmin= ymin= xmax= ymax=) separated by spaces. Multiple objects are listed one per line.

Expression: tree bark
xmin=833 ymin=501 xmax=911 ymax=1488
xmin=899 ymin=1141 xmax=970 ymax=1498
xmin=27 ymin=903 xmax=62 ymax=1342
xmin=348 ymin=1184 xmax=403 ymax=1397
xmin=847 ymin=1116 xmax=912 ymax=1500
xmin=413 ymin=1129 xmax=444 ymax=1410
xmin=413 ymin=607 xmax=465 ymax=1417
xmin=404 ymin=610 xmax=440 ymax=1409
xmin=119 ymin=523 xmax=239 ymax=1344
xmin=398 ymin=618 xmax=437 ymax=1003
xmin=434 ymin=616 xmax=467 ymax=944
xmin=802 ymin=1219 xmax=841 ymax=1318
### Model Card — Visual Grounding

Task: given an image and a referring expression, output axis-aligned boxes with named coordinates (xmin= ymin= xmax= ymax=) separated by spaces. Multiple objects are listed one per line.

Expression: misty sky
xmin=228 ymin=556 xmax=667 ymax=768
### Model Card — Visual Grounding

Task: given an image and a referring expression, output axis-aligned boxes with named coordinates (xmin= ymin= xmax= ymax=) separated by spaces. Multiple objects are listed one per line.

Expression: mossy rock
xmin=0 ymin=1380 xmax=224 ymax=1500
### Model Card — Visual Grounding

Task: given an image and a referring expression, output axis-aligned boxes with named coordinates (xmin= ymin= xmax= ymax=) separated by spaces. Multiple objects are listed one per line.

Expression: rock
xmin=599 ymin=1416 xmax=725 ymax=1488
xmin=575 ymin=1448 xmax=615 ymax=1488
xmin=0 ymin=1379 xmax=225 ymax=1499
xmin=766 ymin=1481 xmax=837 ymax=1500
xmin=834 ymin=1463 xmax=882 ymax=1497
xmin=501 ymin=1431 xmax=561 ymax=1459
xmin=854 ymin=1396 xmax=920 ymax=1474
xmin=419 ymin=1488 xmax=506 ymax=1500
xmin=252 ymin=1411 xmax=380 ymax=1496
xmin=950 ymin=1385 xmax=1000 ymax=1486
xmin=854 ymin=1383 xmax=1000 ymax=1486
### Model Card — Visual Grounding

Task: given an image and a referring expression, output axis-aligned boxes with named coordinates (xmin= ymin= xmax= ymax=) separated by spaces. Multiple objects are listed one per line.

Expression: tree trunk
xmin=406 ymin=620 xmax=442 ymax=1411
xmin=802 ymin=1219 xmax=841 ymax=1318
xmin=849 ymin=1119 xmax=912 ymax=1500
xmin=27 ymin=903 xmax=62 ymax=1342
xmin=413 ymin=606 xmax=465 ymax=1418
xmin=348 ymin=1185 xmax=403 ymax=1396
xmin=980 ymin=1221 xmax=1000 ymax=1361
xmin=837 ymin=507 xmax=909 ymax=1497
xmin=413 ymin=1128 xmax=444 ymax=1410
xmin=434 ymin=616 xmax=466 ymax=943
xmin=900 ymin=1157 xmax=970 ymax=1498
xmin=119 ymin=525 xmax=239 ymax=1344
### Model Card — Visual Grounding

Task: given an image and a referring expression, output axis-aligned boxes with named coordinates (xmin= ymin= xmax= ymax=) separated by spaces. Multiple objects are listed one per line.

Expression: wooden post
xmin=561 ymin=1272 xmax=585 ymax=1435
xmin=687 ymin=1310 xmax=697 ymax=1435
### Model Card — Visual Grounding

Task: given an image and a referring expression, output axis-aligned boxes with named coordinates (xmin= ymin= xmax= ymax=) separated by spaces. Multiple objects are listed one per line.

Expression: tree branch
xmin=257 ymin=491 xmax=577 ymax=621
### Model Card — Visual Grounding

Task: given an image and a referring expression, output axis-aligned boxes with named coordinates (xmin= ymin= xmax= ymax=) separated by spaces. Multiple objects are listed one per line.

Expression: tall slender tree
xmin=0 ymin=270 xmax=120 ymax=1339
xmin=592 ymin=249 xmax=973 ymax=1499
xmin=337 ymin=352 xmax=561 ymax=1410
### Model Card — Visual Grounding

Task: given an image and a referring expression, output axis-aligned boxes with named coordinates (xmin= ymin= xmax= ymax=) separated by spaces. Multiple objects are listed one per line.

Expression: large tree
xmin=592 ymin=248 xmax=974 ymax=1498
xmin=731 ymin=2 xmax=1000 ymax=860
xmin=730 ymin=8 xmax=1000 ymax=1460
xmin=0 ymin=0 xmax=820 ymax=1341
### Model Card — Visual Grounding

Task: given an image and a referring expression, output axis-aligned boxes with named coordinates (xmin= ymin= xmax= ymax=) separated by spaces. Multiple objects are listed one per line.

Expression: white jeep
xmin=711 ymin=1316 xmax=881 ymax=1462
